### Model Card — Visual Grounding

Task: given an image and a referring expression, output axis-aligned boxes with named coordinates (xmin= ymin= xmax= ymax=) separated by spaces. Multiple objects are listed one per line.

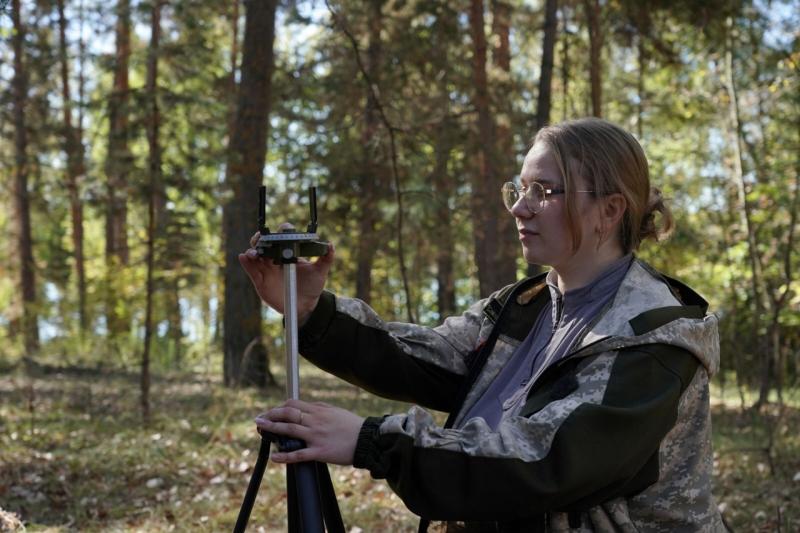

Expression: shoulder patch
xmin=517 ymin=281 xmax=548 ymax=305
xmin=629 ymin=305 xmax=706 ymax=336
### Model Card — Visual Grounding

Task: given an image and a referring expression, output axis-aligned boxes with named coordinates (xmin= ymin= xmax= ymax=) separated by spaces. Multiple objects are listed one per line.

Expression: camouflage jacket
xmin=298 ymin=259 xmax=726 ymax=532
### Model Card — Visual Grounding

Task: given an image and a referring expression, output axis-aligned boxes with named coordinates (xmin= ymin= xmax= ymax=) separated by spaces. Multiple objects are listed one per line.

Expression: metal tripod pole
xmin=282 ymin=262 xmax=325 ymax=532
xmin=284 ymin=263 xmax=300 ymax=401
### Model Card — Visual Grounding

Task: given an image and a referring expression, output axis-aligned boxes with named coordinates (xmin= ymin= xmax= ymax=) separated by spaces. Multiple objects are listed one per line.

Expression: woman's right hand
xmin=238 ymin=225 xmax=335 ymax=321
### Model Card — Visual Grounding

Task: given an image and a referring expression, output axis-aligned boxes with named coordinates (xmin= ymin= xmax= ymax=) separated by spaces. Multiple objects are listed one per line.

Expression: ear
xmin=595 ymin=193 xmax=627 ymax=245
xmin=600 ymin=193 xmax=627 ymax=228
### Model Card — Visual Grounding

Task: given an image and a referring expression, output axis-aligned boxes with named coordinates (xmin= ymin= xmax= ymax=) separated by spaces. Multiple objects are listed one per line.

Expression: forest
xmin=1 ymin=0 xmax=798 ymax=531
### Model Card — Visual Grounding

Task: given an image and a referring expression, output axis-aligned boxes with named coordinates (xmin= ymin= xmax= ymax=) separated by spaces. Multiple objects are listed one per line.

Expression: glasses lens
xmin=501 ymin=182 xmax=519 ymax=211
xmin=528 ymin=182 xmax=545 ymax=213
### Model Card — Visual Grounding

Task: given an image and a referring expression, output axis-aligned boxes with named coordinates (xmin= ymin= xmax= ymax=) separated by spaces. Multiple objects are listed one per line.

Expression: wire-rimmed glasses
xmin=501 ymin=181 xmax=595 ymax=214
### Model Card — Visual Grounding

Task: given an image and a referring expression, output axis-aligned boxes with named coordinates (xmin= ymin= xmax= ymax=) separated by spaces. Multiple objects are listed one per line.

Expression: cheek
xmin=544 ymin=209 xmax=573 ymax=244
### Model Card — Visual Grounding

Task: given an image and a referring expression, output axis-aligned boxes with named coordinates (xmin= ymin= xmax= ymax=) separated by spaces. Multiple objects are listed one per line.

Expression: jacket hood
xmin=572 ymin=259 xmax=720 ymax=376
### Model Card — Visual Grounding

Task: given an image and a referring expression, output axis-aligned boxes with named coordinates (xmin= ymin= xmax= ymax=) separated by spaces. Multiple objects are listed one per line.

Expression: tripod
xmin=234 ymin=186 xmax=345 ymax=533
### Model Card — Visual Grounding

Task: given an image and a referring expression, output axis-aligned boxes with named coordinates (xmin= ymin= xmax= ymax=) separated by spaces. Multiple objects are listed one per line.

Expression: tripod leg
xmin=292 ymin=461 xmax=325 ymax=532
xmin=287 ymin=464 xmax=300 ymax=533
xmin=315 ymin=462 xmax=346 ymax=533
xmin=233 ymin=435 xmax=271 ymax=533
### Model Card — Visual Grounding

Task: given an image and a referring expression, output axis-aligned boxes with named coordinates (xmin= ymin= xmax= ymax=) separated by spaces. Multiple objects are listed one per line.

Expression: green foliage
xmin=0 ymin=0 xmax=797 ymax=392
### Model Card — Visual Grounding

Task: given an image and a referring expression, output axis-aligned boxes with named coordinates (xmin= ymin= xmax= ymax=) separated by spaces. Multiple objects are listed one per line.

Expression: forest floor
xmin=0 ymin=360 xmax=798 ymax=532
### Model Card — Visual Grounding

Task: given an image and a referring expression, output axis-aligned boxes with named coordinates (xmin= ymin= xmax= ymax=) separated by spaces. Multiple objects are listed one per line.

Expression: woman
xmin=240 ymin=118 xmax=725 ymax=532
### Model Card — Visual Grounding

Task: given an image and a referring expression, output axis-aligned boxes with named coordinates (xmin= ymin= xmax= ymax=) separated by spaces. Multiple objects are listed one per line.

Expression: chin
xmin=521 ymin=247 xmax=545 ymax=266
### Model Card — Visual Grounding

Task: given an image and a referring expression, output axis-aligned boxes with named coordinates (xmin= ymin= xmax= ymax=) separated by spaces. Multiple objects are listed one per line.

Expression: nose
xmin=510 ymin=197 xmax=533 ymax=218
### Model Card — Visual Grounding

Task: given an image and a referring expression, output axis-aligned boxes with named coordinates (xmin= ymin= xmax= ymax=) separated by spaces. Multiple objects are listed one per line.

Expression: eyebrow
xmin=522 ymin=178 xmax=562 ymax=188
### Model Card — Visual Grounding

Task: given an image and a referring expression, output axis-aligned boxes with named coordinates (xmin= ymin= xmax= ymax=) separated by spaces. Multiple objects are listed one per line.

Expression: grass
xmin=1 ymin=360 xmax=798 ymax=532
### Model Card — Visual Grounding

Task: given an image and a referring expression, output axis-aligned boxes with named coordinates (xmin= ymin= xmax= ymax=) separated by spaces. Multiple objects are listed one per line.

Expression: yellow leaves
xmin=0 ymin=508 xmax=24 ymax=532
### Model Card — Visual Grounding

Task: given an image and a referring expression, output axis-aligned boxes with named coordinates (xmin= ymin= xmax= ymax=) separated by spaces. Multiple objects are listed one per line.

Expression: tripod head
xmin=236 ymin=186 xmax=343 ymax=533
xmin=256 ymin=185 xmax=329 ymax=264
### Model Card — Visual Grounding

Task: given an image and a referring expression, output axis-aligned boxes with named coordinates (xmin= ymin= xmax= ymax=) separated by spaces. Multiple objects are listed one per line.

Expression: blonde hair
xmin=533 ymin=117 xmax=673 ymax=253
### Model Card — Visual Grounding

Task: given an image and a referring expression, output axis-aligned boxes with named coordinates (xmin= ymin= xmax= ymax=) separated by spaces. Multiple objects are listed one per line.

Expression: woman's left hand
xmin=254 ymin=399 xmax=365 ymax=466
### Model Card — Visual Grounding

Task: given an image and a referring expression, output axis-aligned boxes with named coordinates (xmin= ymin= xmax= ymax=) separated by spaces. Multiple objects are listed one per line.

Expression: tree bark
xmin=433 ymin=116 xmax=457 ymax=319
xmin=218 ymin=0 xmax=240 ymax=352
xmin=56 ymin=0 xmax=88 ymax=334
xmin=142 ymin=0 xmax=163 ymax=424
xmin=528 ymin=0 xmax=559 ymax=278
xmin=355 ymin=0 xmax=385 ymax=304
xmin=636 ymin=33 xmax=646 ymax=139
xmin=583 ymin=0 xmax=603 ymax=117
xmin=105 ymin=0 xmax=132 ymax=339
xmin=723 ymin=19 xmax=770 ymax=407
xmin=12 ymin=0 xmax=39 ymax=355
xmin=468 ymin=0 xmax=501 ymax=297
xmin=431 ymin=7 xmax=458 ymax=320
xmin=227 ymin=0 xmax=240 ymax=139
xmin=222 ymin=0 xmax=277 ymax=387
xmin=536 ymin=0 xmax=558 ymax=132
xmin=491 ymin=0 xmax=519 ymax=288
xmin=561 ymin=4 xmax=572 ymax=122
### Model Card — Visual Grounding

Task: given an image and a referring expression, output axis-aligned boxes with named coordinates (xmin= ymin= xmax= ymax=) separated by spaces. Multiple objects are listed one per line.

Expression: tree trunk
xmin=468 ymin=0 xmax=501 ymax=297
xmin=771 ymin=128 xmax=800 ymax=402
xmin=166 ymin=278 xmax=183 ymax=367
xmin=723 ymin=19 xmax=769 ymax=407
xmin=433 ymin=117 xmax=456 ymax=320
xmin=222 ymin=0 xmax=277 ymax=388
xmin=227 ymin=0 xmax=240 ymax=139
xmin=429 ymin=6 xmax=457 ymax=320
xmin=355 ymin=0 xmax=385 ymax=304
xmin=536 ymin=0 xmax=558 ymax=132
xmin=217 ymin=0 xmax=240 ymax=352
xmin=636 ymin=33 xmax=646 ymax=139
xmin=12 ymin=0 xmax=39 ymax=355
xmin=491 ymin=0 xmax=519 ymax=288
xmin=583 ymin=0 xmax=602 ymax=117
xmin=528 ymin=0 xmax=559 ymax=278
xmin=105 ymin=0 xmax=132 ymax=339
xmin=56 ymin=0 xmax=88 ymax=334
xmin=142 ymin=0 xmax=164 ymax=423
xmin=561 ymin=4 xmax=571 ymax=122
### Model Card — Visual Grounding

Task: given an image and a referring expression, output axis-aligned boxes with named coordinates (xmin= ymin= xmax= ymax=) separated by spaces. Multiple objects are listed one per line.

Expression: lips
xmin=518 ymin=228 xmax=538 ymax=236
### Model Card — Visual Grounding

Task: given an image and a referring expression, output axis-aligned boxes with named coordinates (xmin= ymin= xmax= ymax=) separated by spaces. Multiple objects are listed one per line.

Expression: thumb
xmin=313 ymin=242 xmax=335 ymax=276
xmin=239 ymin=250 xmax=267 ymax=285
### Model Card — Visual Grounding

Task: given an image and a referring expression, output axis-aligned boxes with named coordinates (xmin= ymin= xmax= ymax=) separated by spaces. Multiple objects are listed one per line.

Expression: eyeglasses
xmin=501 ymin=181 xmax=595 ymax=214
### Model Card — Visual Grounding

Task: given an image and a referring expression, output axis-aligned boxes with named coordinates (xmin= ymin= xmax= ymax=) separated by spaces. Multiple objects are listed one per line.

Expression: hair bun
xmin=639 ymin=188 xmax=674 ymax=243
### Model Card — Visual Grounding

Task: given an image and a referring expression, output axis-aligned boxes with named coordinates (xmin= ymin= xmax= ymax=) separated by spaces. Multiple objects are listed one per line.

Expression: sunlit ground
xmin=0 ymin=359 xmax=797 ymax=532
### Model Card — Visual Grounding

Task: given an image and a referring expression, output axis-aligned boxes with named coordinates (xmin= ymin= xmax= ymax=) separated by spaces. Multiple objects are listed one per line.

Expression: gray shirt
xmin=461 ymin=254 xmax=634 ymax=430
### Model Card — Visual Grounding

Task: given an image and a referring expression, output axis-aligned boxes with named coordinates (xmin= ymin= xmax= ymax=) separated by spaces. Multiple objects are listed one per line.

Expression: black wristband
xmin=352 ymin=416 xmax=388 ymax=474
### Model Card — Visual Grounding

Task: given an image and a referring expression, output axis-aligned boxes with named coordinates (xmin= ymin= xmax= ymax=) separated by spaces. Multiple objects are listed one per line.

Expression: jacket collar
xmin=570 ymin=258 xmax=719 ymax=375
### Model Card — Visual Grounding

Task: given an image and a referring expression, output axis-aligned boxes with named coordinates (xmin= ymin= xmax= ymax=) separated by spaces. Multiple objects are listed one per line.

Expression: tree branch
xmin=325 ymin=0 xmax=416 ymax=323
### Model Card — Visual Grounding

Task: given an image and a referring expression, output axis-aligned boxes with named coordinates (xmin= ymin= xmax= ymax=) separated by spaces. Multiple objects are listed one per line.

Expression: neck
xmin=553 ymin=243 xmax=626 ymax=293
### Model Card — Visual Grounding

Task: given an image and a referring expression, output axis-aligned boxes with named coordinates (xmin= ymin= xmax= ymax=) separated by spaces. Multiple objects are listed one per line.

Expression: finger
xmin=262 ymin=404 xmax=309 ymax=424
xmin=238 ymin=252 xmax=265 ymax=284
xmin=238 ymin=248 xmax=260 ymax=268
xmin=259 ymin=405 xmax=298 ymax=422
xmin=238 ymin=248 xmax=258 ymax=266
xmin=250 ymin=231 xmax=261 ymax=247
xmin=270 ymin=447 xmax=315 ymax=464
xmin=314 ymin=242 xmax=335 ymax=273
xmin=255 ymin=419 xmax=309 ymax=440
xmin=284 ymin=399 xmax=312 ymax=412
xmin=278 ymin=222 xmax=295 ymax=231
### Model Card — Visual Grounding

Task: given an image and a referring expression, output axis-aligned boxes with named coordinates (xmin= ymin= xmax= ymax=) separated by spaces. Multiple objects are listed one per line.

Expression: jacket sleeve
xmin=351 ymin=345 xmax=702 ymax=521
xmin=298 ymin=290 xmax=492 ymax=412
